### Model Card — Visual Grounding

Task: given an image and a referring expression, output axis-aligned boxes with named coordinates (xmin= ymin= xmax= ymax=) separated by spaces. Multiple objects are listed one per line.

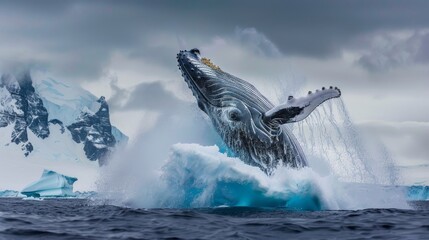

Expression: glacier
xmin=33 ymin=77 xmax=100 ymax=126
xmin=21 ymin=170 xmax=77 ymax=197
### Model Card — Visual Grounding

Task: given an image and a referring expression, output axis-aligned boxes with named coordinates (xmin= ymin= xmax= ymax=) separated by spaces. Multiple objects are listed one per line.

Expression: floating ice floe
xmin=21 ymin=170 xmax=77 ymax=197
xmin=0 ymin=190 xmax=23 ymax=198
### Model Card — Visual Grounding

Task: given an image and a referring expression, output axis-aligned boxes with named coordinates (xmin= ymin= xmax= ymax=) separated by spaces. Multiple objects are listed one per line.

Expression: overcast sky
xmin=1 ymin=1 xmax=428 ymax=177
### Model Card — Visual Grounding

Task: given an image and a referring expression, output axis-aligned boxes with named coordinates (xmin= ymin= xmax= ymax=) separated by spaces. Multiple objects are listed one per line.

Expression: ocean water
xmin=0 ymin=198 xmax=428 ymax=240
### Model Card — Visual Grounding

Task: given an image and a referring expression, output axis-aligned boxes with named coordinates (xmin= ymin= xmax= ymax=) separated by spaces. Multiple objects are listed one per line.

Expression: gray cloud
xmin=235 ymin=27 xmax=282 ymax=58
xmin=1 ymin=0 xmax=429 ymax=81
xmin=358 ymin=32 xmax=429 ymax=72
xmin=108 ymin=76 xmax=130 ymax=109
xmin=359 ymin=121 xmax=429 ymax=166
xmin=109 ymin=79 xmax=185 ymax=113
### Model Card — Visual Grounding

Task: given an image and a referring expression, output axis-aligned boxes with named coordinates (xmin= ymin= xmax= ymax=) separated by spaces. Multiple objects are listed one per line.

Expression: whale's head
xmin=176 ymin=48 xmax=213 ymax=110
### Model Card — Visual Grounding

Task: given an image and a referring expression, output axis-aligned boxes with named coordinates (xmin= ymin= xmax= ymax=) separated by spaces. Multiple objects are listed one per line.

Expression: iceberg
xmin=407 ymin=185 xmax=429 ymax=201
xmin=0 ymin=190 xmax=23 ymax=198
xmin=21 ymin=170 xmax=78 ymax=197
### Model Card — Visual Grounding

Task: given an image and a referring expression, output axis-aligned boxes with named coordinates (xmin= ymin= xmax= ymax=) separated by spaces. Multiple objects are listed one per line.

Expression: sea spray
xmin=286 ymin=94 xmax=408 ymax=208
xmin=96 ymin=104 xmax=222 ymax=207
xmin=291 ymin=98 xmax=398 ymax=185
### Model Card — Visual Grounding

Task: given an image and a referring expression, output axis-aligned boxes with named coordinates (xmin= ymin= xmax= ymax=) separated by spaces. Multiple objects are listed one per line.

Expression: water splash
xmin=289 ymin=98 xmax=398 ymax=185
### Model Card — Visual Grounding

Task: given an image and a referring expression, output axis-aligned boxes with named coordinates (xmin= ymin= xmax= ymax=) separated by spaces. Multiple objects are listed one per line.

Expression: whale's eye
xmin=228 ymin=109 xmax=241 ymax=121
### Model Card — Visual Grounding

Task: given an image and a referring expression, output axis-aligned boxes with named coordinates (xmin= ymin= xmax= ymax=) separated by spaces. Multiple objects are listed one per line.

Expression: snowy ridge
xmin=33 ymin=78 xmax=100 ymax=125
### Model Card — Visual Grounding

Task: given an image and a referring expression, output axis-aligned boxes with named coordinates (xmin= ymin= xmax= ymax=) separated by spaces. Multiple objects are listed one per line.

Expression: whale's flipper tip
xmin=264 ymin=87 xmax=341 ymax=125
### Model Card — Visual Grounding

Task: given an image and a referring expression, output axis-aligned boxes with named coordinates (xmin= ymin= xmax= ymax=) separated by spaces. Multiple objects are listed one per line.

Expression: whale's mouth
xmin=177 ymin=49 xmax=220 ymax=108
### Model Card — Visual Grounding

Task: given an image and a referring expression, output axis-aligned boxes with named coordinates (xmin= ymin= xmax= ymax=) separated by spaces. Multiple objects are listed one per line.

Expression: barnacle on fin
xmin=201 ymin=58 xmax=222 ymax=71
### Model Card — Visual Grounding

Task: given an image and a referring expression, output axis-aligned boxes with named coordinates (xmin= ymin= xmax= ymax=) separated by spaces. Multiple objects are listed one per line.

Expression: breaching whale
xmin=177 ymin=48 xmax=341 ymax=175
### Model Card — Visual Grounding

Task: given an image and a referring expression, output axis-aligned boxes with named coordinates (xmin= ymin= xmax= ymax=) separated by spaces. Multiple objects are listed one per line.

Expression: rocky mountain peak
xmin=67 ymin=95 xmax=116 ymax=165
xmin=0 ymin=72 xmax=49 ymax=156
xmin=0 ymin=72 xmax=126 ymax=164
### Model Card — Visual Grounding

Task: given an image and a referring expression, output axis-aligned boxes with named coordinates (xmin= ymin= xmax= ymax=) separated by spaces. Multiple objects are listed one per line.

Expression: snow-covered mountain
xmin=0 ymin=71 xmax=128 ymax=191
xmin=0 ymin=72 xmax=50 ymax=156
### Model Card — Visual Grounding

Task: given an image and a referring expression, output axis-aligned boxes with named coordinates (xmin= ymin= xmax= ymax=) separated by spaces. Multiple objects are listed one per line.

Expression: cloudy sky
xmin=1 ymin=1 xmax=428 ymax=175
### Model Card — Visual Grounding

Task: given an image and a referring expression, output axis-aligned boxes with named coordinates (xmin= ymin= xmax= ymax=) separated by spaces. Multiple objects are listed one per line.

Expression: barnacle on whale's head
xmin=201 ymin=58 xmax=222 ymax=72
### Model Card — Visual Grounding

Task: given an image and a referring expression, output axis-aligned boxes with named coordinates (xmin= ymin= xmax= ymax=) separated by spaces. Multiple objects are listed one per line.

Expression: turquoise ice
xmin=21 ymin=170 xmax=77 ymax=197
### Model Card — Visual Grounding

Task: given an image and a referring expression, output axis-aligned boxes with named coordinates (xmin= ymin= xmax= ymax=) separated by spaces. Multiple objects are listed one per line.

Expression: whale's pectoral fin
xmin=264 ymin=87 xmax=341 ymax=125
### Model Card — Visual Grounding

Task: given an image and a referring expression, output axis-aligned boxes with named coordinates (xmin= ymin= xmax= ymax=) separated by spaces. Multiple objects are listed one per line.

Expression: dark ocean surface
xmin=0 ymin=198 xmax=428 ymax=240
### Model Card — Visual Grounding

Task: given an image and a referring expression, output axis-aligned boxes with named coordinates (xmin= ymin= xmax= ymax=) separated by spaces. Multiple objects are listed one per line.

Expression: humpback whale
xmin=177 ymin=48 xmax=341 ymax=175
